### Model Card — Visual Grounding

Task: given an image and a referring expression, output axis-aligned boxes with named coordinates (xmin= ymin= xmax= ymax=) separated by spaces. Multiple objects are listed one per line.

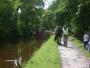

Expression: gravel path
xmin=58 ymin=40 xmax=90 ymax=68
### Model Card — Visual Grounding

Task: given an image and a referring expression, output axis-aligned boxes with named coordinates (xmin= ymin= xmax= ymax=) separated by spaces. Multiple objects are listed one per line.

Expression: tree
xmin=19 ymin=0 xmax=44 ymax=39
xmin=73 ymin=1 xmax=90 ymax=38
xmin=41 ymin=10 xmax=56 ymax=30
xmin=0 ymin=0 xmax=18 ymax=41
xmin=0 ymin=0 xmax=44 ymax=42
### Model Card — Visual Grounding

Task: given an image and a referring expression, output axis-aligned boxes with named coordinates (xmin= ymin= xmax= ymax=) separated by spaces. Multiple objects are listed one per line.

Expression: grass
xmin=23 ymin=35 xmax=61 ymax=68
xmin=70 ymin=36 xmax=90 ymax=58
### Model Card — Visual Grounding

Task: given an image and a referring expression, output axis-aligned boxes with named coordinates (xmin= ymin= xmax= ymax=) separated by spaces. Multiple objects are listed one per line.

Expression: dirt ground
xmin=58 ymin=40 xmax=90 ymax=68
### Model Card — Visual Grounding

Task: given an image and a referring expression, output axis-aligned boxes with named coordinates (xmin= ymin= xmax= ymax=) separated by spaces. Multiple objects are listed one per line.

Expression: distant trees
xmin=41 ymin=10 xmax=56 ymax=30
xmin=45 ymin=0 xmax=90 ymax=39
xmin=0 ymin=0 xmax=17 ymax=41
xmin=0 ymin=0 xmax=44 ymax=42
xmin=74 ymin=1 xmax=90 ymax=39
xmin=0 ymin=0 xmax=90 ymax=42
xmin=19 ymin=0 xmax=44 ymax=39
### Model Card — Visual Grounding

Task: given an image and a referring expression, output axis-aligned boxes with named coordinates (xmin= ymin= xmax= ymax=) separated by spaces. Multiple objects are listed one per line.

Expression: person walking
xmin=83 ymin=32 xmax=89 ymax=50
xmin=54 ymin=26 xmax=63 ymax=45
xmin=63 ymin=26 xmax=69 ymax=47
xmin=86 ymin=39 xmax=90 ymax=52
xmin=58 ymin=26 xmax=63 ymax=45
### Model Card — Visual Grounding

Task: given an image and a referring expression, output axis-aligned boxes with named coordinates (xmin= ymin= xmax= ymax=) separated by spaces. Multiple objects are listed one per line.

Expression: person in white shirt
xmin=83 ymin=32 xmax=89 ymax=49
xmin=62 ymin=26 xmax=69 ymax=47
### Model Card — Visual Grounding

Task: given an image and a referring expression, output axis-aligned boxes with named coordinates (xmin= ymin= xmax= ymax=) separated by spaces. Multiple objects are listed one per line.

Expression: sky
xmin=44 ymin=0 xmax=54 ymax=9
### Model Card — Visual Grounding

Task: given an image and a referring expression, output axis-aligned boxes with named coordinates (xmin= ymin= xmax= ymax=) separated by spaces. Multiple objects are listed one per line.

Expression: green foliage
xmin=19 ymin=0 xmax=44 ymax=38
xmin=48 ymin=0 xmax=90 ymax=39
xmin=0 ymin=0 xmax=18 ymax=41
xmin=0 ymin=0 xmax=44 ymax=42
xmin=23 ymin=36 xmax=61 ymax=68
xmin=42 ymin=10 xmax=56 ymax=30
xmin=72 ymin=1 xmax=90 ymax=39
xmin=46 ymin=0 xmax=78 ymax=28
xmin=0 ymin=0 xmax=90 ymax=41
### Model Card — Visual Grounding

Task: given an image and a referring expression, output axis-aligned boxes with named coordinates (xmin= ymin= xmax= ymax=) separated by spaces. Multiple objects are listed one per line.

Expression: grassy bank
xmin=70 ymin=36 xmax=90 ymax=58
xmin=23 ymin=35 xmax=61 ymax=68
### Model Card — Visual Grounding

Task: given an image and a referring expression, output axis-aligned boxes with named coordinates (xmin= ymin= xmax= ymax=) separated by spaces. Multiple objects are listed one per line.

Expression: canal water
xmin=0 ymin=39 xmax=45 ymax=68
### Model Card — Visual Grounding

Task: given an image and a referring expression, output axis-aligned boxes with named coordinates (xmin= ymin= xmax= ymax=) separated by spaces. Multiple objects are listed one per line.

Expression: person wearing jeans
xmin=63 ymin=26 xmax=69 ymax=47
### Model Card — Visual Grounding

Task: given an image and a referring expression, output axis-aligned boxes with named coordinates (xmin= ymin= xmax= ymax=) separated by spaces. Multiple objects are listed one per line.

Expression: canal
xmin=0 ymin=33 xmax=50 ymax=68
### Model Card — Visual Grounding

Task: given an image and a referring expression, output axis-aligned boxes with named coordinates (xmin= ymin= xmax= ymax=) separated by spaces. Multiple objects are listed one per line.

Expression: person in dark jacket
xmin=54 ymin=26 xmax=63 ymax=45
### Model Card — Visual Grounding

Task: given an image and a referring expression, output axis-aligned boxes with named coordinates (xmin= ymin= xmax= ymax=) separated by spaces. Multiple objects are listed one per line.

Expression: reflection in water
xmin=5 ymin=56 xmax=22 ymax=67
xmin=0 ymin=32 xmax=50 ymax=68
xmin=0 ymin=39 xmax=44 ymax=68
xmin=5 ymin=58 xmax=21 ymax=68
